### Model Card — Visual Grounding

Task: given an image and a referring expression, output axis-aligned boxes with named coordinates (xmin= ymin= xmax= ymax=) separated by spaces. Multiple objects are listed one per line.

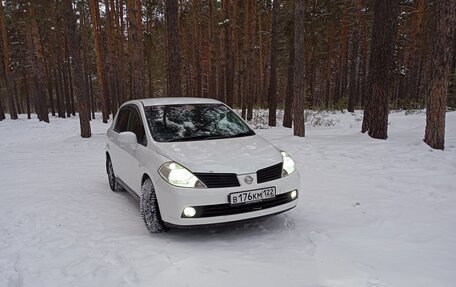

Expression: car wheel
xmin=106 ymin=157 xmax=122 ymax=192
xmin=140 ymin=178 xmax=168 ymax=233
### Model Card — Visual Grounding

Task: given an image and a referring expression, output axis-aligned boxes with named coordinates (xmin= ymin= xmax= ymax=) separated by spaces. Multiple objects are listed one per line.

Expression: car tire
xmin=106 ymin=157 xmax=123 ymax=192
xmin=140 ymin=178 xmax=168 ymax=233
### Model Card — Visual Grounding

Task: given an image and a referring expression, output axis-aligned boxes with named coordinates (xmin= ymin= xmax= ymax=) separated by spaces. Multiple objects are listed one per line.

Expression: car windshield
xmin=144 ymin=104 xmax=255 ymax=142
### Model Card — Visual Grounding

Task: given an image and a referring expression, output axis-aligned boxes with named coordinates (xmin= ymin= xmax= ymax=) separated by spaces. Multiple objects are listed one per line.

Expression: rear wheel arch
xmin=105 ymin=152 xmax=111 ymax=173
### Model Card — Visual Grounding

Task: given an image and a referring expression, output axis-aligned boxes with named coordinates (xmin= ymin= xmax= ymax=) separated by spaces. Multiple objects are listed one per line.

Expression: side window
xmin=115 ymin=109 xmax=129 ymax=132
xmin=128 ymin=109 xmax=147 ymax=146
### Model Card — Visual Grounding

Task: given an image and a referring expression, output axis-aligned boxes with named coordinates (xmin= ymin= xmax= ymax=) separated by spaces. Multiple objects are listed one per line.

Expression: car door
xmin=122 ymin=106 xmax=149 ymax=193
xmin=109 ymin=107 xmax=131 ymax=184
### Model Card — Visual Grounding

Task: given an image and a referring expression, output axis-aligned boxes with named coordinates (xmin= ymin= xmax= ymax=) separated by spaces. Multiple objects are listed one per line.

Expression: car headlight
xmin=281 ymin=152 xmax=296 ymax=176
xmin=158 ymin=162 xmax=206 ymax=188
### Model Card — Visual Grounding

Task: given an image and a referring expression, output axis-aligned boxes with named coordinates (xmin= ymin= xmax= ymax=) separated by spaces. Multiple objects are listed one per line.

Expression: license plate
xmin=229 ymin=187 xmax=276 ymax=205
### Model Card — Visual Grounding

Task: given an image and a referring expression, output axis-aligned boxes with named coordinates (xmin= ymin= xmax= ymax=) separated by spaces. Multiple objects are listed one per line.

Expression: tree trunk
xmin=406 ymin=0 xmax=425 ymax=102
xmin=283 ymin=25 xmax=294 ymax=128
xmin=223 ymin=0 xmax=234 ymax=106
xmin=117 ymin=0 xmax=126 ymax=104
xmin=347 ymin=0 xmax=361 ymax=112
xmin=66 ymin=50 xmax=75 ymax=116
xmin=293 ymin=0 xmax=306 ymax=137
xmin=28 ymin=4 xmax=49 ymax=123
xmin=268 ymin=0 xmax=279 ymax=127
xmin=324 ymin=0 xmax=334 ymax=109
xmin=208 ymin=0 xmax=217 ymax=100
xmin=424 ymin=0 xmax=456 ymax=150
xmin=246 ymin=0 xmax=256 ymax=121
xmin=165 ymin=0 xmax=181 ymax=97
xmin=0 ymin=2 xmax=18 ymax=120
xmin=218 ymin=6 xmax=226 ymax=102
xmin=89 ymin=0 xmax=109 ymax=123
xmin=241 ymin=0 xmax=250 ymax=119
xmin=194 ymin=0 xmax=202 ymax=98
xmin=0 ymin=95 xmax=5 ymax=120
xmin=232 ymin=0 xmax=239 ymax=106
xmin=359 ymin=2 xmax=368 ymax=108
xmin=127 ymin=0 xmax=145 ymax=100
xmin=23 ymin=68 xmax=31 ymax=119
xmin=105 ymin=0 xmax=118 ymax=110
xmin=54 ymin=5 xmax=66 ymax=119
xmin=62 ymin=0 xmax=91 ymax=138
xmin=334 ymin=1 xmax=349 ymax=106
xmin=81 ymin=0 xmax=92 ymax=120
xmin=361 ymin=0 xmax=399 ymax=139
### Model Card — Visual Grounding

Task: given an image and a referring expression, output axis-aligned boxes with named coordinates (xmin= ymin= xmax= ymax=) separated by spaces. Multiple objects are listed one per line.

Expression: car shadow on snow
xmin=112 ymin=189 xmax=297 ymax=241
xmin=163 ymin=213 xmax=296 ymax=242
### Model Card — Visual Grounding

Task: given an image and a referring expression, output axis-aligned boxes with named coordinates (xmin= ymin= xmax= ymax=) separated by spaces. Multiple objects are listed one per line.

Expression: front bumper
xmin=153 ymin=170 xmax=300 ymax=226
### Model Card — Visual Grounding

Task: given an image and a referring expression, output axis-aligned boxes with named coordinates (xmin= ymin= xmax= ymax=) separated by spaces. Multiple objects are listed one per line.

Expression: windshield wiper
xmin=167 ymin=134 xmax=221 ymax=142
xmin=225 ymin=131 xmax=255 ymax=138
xmin=167 ymin=131 xmax=255 ymax=142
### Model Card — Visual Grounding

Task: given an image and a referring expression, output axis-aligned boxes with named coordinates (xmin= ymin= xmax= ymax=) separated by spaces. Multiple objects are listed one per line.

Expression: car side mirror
xmin=118 ymin=131 xmax=137 ymax=145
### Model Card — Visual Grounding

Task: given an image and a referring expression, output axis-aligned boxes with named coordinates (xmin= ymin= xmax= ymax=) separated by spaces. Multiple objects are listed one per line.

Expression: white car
xmin=106 ymin=98 xmax=300 ymax=232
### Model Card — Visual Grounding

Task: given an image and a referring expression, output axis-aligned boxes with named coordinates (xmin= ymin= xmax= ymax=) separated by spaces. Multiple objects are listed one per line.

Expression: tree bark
xmin=268 ymin=0 xmax=279 ymax=127
xmin=116 ymin=0 xmax=126 ymax=104
xmin=62 ymin=0 xmax=92 ymax=138
xmin=293 ymin=0 xmax=306 ymax=137
xmin=406 ymin=0 xmax=425 ymax=102
xmin=165 ymin=0 xmax=181 ymax=97
xmin=246 ymin=0 xmax=256 ymax=120
xmin=22 ymin=67 xmax=31 ymax=119
xmin=283 ymin=24 xmax=294 ymax=128
xmin=334 ymin=1 xmax=349 ymax=106
xmin=0 ymin=2 xmax=18 ymax=120
xmin=89 ymin=0 xmax=109 ymax=123
xmin=127 ymin=0 xmax=145 ymax=100
xmin=105 ymin=0 xmax=119 ymax=110
xmin=208 ymin=0 xmax=217 ymax=100
xmin=81 ymin=0 xmax=92 ymax=120
xmin=223 ymin=0 xmax=234 ymax=106
xmin=194 ymin=0 xmax=202 ymax=98
xmin=361 ymin=0 xmax=399 ymax=139
xmin=54 ymin=5 xmax=66 ymax=118
xmin=0 ymin=95 xmax=5 ymax=120
xmin=424 ymin=0 xmax=456 ymax=150
xmin=28 ymin=4 xmax=49 ymax=123
xmin=324 ymin=0 xmax=334 ymax=109
xmin=347 ymin=0 xmax=361 ymax=112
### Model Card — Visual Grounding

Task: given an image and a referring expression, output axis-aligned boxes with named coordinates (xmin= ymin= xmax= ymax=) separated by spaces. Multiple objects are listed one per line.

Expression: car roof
xmin=135 ymin=97 xmax=224 ymax=107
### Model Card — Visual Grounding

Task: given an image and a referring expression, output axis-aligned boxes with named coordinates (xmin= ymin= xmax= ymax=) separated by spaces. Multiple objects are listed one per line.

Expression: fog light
xmin=290 ymin=190 xmax=297 ymax=200
xmin=183 ymin=207 xmax=196 ymax=217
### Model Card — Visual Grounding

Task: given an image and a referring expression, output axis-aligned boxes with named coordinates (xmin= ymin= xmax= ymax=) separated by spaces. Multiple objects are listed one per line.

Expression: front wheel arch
xmin=140 ymin=178 xmax=168 ymax=233
xmin=141 ymin=173 xmax=151 ymax=186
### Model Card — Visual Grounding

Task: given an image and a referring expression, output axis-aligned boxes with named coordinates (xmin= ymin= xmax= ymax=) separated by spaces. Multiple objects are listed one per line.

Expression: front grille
xmin=257 ymin=163 xmax=283 ymax=183
xmin=187 ymin=191 xmax=296 ymax=218
xmin=194 ymin=173 xmax=240 ymax=188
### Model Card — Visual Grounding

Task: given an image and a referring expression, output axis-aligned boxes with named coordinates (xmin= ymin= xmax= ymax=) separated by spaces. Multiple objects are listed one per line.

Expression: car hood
xmin=155 ymin=135 xmax=282 ymax=174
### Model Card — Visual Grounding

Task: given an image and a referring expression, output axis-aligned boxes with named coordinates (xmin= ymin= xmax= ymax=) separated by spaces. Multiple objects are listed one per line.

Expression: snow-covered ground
xmin=1 ymin=110 xmax=455 ymax=287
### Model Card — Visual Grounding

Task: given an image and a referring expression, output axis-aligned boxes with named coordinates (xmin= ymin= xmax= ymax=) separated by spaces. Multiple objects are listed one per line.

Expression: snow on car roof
xmin=138 ymin=97 xmax=223 ymax=107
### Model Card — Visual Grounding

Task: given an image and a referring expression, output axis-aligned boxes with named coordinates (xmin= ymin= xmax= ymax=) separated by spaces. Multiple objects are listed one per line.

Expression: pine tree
xmin=293 ymin=0 xmax=306 ymax=137
xmin=361 ymin=0 xmax=399 ymax=139
xmin=62 ymin=0 xmax=91 ymax=138
xmin=165 ymin=0 xmax=181 ymax=97
xmin=424 ymin=0 xmax=456 ymax=150
xmin=268 ymin=0 xmax=279 ymax=127
xmin=127 ymin=0 xmax=145 ymax=100
xmin=0 ymin=2 xmax=18 ymax=120
xmin=89 ymin=0 xmax=109 ymax=123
